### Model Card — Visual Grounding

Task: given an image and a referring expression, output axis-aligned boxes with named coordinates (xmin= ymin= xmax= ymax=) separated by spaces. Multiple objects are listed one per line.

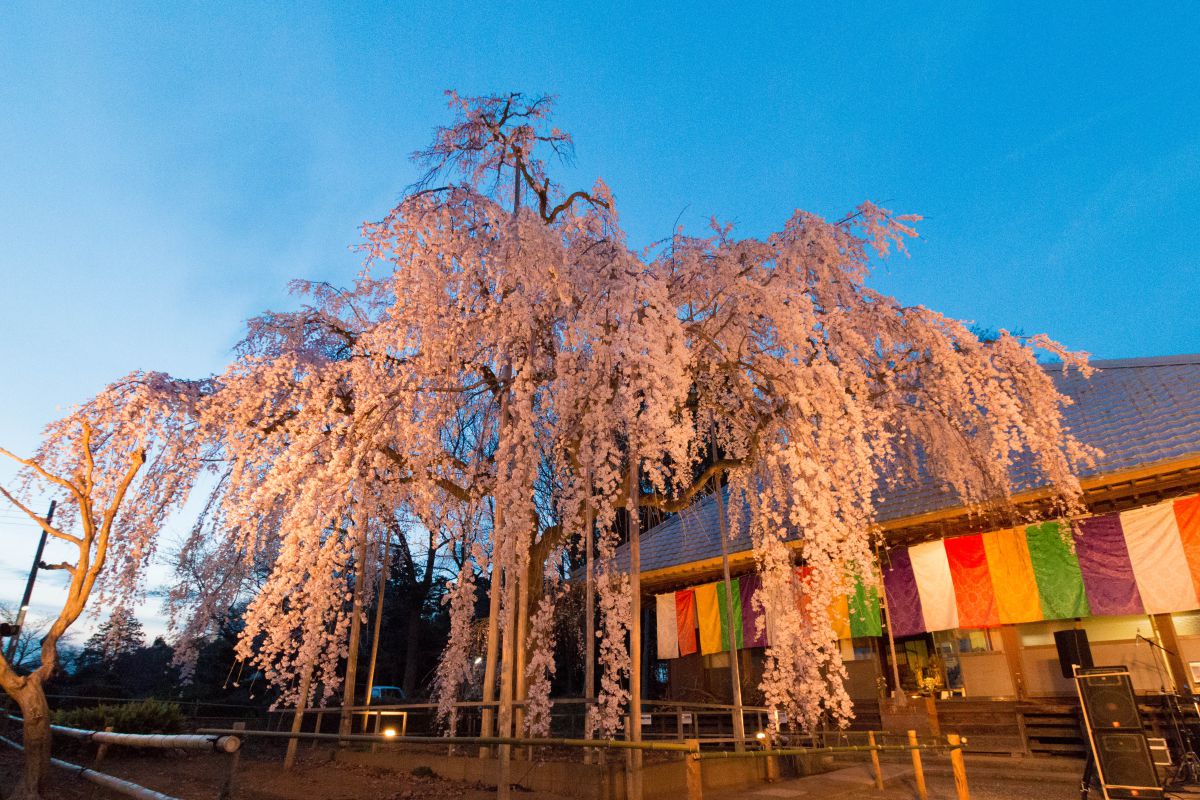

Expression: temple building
xmin=622 ymin=354 xmax=1200 ymax=751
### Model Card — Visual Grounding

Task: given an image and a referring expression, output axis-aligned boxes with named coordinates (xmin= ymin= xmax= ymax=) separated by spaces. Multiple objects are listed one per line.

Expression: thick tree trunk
xmin=9 ymin=680 xmax=50 ymax=800
xmin=400 ymin=605 xmax=423 ymax=699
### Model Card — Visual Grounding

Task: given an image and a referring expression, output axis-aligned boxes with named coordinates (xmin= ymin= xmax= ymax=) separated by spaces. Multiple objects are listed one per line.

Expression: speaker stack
xmin=1075 ymin=666 xmax=1163 ymax=799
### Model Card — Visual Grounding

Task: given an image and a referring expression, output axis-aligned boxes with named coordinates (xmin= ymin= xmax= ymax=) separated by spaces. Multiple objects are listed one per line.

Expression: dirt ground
xmin=0 ymin=745 xmax=529 ymax=800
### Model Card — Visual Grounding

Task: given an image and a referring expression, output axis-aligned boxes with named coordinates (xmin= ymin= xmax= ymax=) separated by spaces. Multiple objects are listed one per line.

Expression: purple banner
xmin=883 ymin=547 xmax=926 ymax=637
xmin=740 ymin=573 xmax=768 ymax=648
xmin=1074 ymin=514 xmax=1144 ymax=616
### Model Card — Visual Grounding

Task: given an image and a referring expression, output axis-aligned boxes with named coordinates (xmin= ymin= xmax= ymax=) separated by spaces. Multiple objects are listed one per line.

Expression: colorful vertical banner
xmin=828 ymin=592 xmax=852 ymax=640
xmin=675 ymin=589 xmax=698 ymax=656
xmin=694 ymin=583 xmax=723 ymax=654
xmin=908 ymin=540 xmax=960 ymax=632
xmin=1025 ymin=521 xmax=1090 ymax=620
xmin=655 ymin=593 xmax=679 ymax=659
xmin=944 ymin=534 xmax=1000 ymax=628
xmin=739 ymin=573 xmax=768 ymax=648
xmin=882 ymin=547 xmax=925 ymax=637
xmin=1073 ymin=515 xmax=1144 ymax=616
xmin=982 ymin=527 xmax=1044 ymax=624
xmin=1121 ymin=504 xmax=1199 ymax=614
xmin=1174 ymin=495 xmax=1200 ymax=594
xmin=848 ymin=577 xmax=883 ymax=637
xmin=716 ymin=578 xmax=745 ymax=650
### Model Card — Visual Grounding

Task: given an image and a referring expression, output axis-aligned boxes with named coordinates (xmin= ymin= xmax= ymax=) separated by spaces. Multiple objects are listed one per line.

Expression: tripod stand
xmin=1138 ymin=632 xmax=1200 ymax=786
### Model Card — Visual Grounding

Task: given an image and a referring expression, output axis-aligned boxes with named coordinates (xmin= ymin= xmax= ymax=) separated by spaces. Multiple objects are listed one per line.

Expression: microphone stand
xmin=1137 ymin=632 xmax=1200 ymax=785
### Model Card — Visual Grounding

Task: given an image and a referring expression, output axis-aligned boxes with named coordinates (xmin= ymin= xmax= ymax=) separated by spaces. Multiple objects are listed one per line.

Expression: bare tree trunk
xmin=8 ymin=678 xmax=50 ymax=800
xmin=400 ymin=605 xmax=423 ymax=698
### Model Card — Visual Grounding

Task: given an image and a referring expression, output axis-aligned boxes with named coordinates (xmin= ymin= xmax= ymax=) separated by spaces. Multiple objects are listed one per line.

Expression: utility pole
xmin=5 ymin=500 xmax=56 ymax=664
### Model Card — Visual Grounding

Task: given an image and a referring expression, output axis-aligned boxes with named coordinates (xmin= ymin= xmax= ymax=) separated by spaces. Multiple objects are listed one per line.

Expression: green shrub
xmin=54 ymin=699 xmax=185 ymax=734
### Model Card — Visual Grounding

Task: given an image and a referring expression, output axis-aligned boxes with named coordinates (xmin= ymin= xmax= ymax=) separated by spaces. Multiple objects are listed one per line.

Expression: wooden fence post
xmin=868 ymin=730 xmax=883 ymax=790
xmin=908 ymin=729 xmax=927 ymax=800
xmin=685 ymin=739 xmax=702 ymax=800
xmin=948 ymin=733 xmax=969 ymax=800
xmin=94 ymin=726 xmax=114 ymax=765
xmin=220 ymin=722 xmax=245 ymax=800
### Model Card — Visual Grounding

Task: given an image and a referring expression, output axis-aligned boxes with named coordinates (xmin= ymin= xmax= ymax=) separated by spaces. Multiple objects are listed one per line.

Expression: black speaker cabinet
xmin=1076 ymin=666 xmax=1163 ymax=799
xmin=1092 ymin=732 xmax=1162 ymax=798
xmin=1079 ymin=670 xmax=1141 ymax=731
xmin=1054 ymin=628 xmax=1094 ymax=678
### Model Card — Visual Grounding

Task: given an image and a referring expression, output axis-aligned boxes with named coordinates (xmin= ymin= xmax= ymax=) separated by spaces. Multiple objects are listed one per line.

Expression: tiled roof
xmin=616 ymin=354 xmax=1200 ymax=577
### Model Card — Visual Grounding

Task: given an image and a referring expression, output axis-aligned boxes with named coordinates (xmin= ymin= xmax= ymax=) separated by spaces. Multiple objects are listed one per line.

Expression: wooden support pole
xmin=480 ymin=559 xmax=501 ymax=757
xmin=583 ymin=478 xmax=596 ymax=765
xmin=311 ymin=711 xmax=323 ymax=750
xmin=868 ymin=730 xmax=883 ymax=790
xmin=908 ymin=729 xmax=927 ymax=800
xmin=627 ymin=455 xmax=644 ymax=800
xmin=220 ymin=721 xmax=245 ymax=800
xmin=364 ymin=534 xmax=392 ymax=711
xmin=284 ymin=666 xmax=313 ymax=770
xmin=514 ymin=567 xmax=530 ymax=742
xmin=685 ymin=739 xmax=703 ymax=800
xmin=948 ymin=733 xmax=969 ymax=800
xmin=339 ymin=507 xmax=371 ymax=742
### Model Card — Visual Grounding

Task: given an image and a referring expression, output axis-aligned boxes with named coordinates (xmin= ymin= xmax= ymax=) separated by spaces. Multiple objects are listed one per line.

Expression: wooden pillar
xmin=997 ymin=625 xmax=1026 ymax=700
xmin=1151 ymin=613 xmax=1193 ymax=695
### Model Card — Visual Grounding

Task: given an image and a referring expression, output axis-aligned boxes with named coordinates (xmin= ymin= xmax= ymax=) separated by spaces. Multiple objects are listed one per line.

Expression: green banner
xmin=716 ymin=578 xmax=744 ymax=650
xmin=1025 ymin=521 xmax=1090 ymax=619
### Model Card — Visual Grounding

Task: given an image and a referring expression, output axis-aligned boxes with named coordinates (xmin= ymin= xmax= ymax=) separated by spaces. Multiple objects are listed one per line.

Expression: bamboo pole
xmin=908 ymin=729 xmax=927 ymax=800
xmin=685 ymin=739 xmax=703 ymax=800
xmin=711 ymin=477 xmax=745 ymax=752
xmin=364 ymin=534 xmax=392 ymax=710
xmin=948 ymin=733 xmax=969 ymax=800
xmin=868 ymin=730 xmax=883 ymax=790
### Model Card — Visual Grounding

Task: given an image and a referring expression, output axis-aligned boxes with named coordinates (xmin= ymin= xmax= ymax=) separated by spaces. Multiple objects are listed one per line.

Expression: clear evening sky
xmin=1 ymin=3 xmax=1197 ymax=633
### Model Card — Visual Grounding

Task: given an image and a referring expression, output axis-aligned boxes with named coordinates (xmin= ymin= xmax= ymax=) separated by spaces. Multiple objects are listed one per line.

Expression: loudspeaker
xmin=1079 ymin=670 xmax=1141 ymax=731
xmin=1054 ymin=628 xmax=1093 ymax=679
xmin=1093 ymin=731 xmax=1162 ymax=798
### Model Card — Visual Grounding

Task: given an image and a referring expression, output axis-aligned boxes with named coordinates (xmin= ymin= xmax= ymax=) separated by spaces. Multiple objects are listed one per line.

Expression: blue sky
xmin=1 ymin=3 xmax=1198 ymax=631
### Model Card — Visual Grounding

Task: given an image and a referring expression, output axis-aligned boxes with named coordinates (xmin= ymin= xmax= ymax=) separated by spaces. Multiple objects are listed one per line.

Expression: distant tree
xmin=78 ymin=608 xmax=146 ymax=669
